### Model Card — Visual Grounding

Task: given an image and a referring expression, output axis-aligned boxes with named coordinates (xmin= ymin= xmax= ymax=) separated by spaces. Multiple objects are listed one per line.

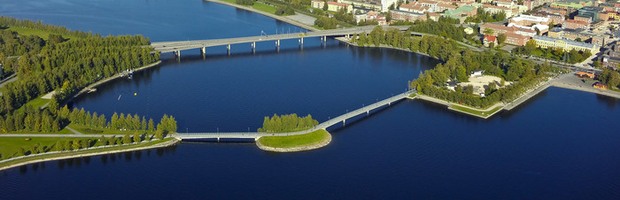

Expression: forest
xmin=0 ymin=17 xmax=175 ymax=135
xmin=350 ymin=26 xmax=555 ymax=108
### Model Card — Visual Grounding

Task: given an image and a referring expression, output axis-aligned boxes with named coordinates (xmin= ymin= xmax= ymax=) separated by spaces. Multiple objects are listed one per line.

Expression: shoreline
xmin=0 ymin=138 xmax=180 ymax=172
xmin=335 ymin=37 xmax=439 ymax=60
xmin=72 ymin=60 xmax=162 ymax=100
xmin=256 ymin=131 xmax=332 ymax=152
xmin=203 ymin=0 xmax=319 ymax=31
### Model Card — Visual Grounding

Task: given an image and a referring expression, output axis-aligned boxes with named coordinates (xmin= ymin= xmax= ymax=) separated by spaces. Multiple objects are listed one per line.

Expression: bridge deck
xmin=175 ymin=90 xmax=414 ymax=140
xmin=151 ymin=26 xmax=409 ymax=53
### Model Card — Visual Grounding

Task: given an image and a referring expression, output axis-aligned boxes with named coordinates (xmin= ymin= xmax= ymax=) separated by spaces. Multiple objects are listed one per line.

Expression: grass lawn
xmin=7 ymin=26 xmax=76 ymax=41
xmin=24 ymin=97 xmax=50 ymax=109
xmin=409 ymin=93 xmax=417 ymax=98
xmin=252 ymin=2 xmax=277 ymax=14
xmin=449 ymin=104 xmax=503 ymax=118
xmin=258 ymin=129 xmax=330 ymax=148
xmin=0 ymin=137 xmax=83 ymax=160
xmin=0 ymin=138 xmax=174 ymax=168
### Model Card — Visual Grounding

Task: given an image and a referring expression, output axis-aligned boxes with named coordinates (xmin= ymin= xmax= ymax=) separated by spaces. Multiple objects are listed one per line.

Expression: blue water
xmin=1 ymin=0 xmax=620 ymax=199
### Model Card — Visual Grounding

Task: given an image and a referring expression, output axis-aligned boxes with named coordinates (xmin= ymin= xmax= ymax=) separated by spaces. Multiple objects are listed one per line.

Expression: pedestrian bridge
xmin=174 ymin=90 xmax=415 ymax=141
xmin=151 ymin=25 xmax=410 ymax=56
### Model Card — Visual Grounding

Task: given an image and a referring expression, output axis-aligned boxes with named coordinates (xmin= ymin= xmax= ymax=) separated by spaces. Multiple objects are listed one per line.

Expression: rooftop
xmin=533 ymin=35 xmax=595 ymax=49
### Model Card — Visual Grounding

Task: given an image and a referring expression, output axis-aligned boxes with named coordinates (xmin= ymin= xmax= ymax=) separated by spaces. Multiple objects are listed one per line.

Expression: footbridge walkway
xmin=174 ymin=90 xmax=414 ymax=141
xmin=151 ymin=25 xmax=410 ymax=55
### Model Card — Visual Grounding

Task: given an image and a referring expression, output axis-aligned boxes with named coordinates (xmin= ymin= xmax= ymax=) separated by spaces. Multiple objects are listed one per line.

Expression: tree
xmin=482 ymin=28 xmax=494 ymax=36
xmin=155 ymin=129 xmax=164 ymax=140
xmin=122 ymin=134 xmax=131 ymax=144
xmin=133 ymin=132 xmax=141 ymax=143
xmin=497 ymin=33 xmax=506 ymax=45
xmin=456 ymin=66 xmax=469 ymax=82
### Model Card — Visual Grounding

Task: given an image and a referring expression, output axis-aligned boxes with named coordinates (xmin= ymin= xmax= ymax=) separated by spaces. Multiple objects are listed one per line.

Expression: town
xmin=302 ymin=0 xmax=620 ymax=68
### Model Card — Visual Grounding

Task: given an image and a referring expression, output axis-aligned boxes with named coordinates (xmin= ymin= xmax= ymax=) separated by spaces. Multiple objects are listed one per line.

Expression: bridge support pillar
xmin=367 ymin=110 xmax=369 ymax=115
xmin=251 ymin=42 xmax=256 ymax=53
xmin=227 ymin=44 xmax=231 ymax=55
xmin=217 ymin=137 xmax=220 ymax=142
xmin=299 ymin=37 xmax=304 ymax=46
xmin=200 ymin=47 xmax=206 ymax=58
xmin=276 ymin=40 xmax=280 ymax=47
xmin=342 ymin=119 xmax=346 ymax=126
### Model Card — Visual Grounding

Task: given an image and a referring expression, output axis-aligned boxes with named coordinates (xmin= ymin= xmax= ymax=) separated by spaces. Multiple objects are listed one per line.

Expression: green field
xmin=7 ymin=26 xmax=76 ymax=40
xmin=252 ymin=2 xmax=277 ymax=14
xmin=449 ymin=104 xmax=503 ymax=118
xmin=23 ymin=97 xmax=50 ymax=110
xmin=0 ymin=137 xmax=82 ymax=160
xmin=0 ymin=138 xmax=174 ymax=169
xmin=257 ymin=129 xmax=330 ymax=148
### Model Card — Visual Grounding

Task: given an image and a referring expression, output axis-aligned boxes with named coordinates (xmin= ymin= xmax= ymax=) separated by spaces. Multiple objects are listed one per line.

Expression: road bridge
xmin=151 ymin=25 xmax=410 ymax=56
xmin=175 ymin=90 xmax=415 ymax=141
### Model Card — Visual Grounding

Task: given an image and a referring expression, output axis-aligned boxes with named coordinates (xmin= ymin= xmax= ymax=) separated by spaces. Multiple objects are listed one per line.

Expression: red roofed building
xmin=483 ymin=35 xmax=497 ymax=47
xmin=563 ymin=19 xmax=590 ymax=29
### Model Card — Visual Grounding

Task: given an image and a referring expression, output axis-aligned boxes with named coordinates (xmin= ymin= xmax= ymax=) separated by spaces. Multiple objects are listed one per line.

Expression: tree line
xmin=598 ymin=68 xmax=620 ymax=89
xmin=409 ymin=17 xmax=468 ymax=41
xmin=0 ymin=18 xmax=158 ymax=115
xmin=258 ymin=113 xmax=318 ymax=132
xmin=349 ymin=26 xmax=556 ymax=108
xmin=0 ymin=17 xmax=176 ymax=136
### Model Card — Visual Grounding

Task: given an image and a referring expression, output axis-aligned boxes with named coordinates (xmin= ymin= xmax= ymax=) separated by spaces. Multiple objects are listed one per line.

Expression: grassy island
xmin=256 ymin=129 xmax=331 ymax=152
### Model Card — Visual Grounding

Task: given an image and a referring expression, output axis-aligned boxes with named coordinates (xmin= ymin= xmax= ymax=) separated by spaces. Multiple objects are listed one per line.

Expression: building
xmin=576 ymin=71 xmax=595 ymax=78
xmin=470 ymin=70 xmax=485 ymax=77
xmin=311 ymin=0 xmax=325 ymax=10
xmin=563 ymin=19 xmax=590 ymax=29
xmin=442 ymin=5 xmax=478 ymax=22
xmin=505 ymin=32 xmax=530 ymax=46
xmin=390 ymin=10 xmax=426 ymax=22
xmin=593 ymin=82 xmax=608 ymax=89
xmin=399 ymin=3 xmax=429 ymax=13
xmin=482 ymin=4 xmax=517 ymax=17
xmin=495 ymin=0 xmax=514 ymax=8
xmin=327 ymin=2 xmax=353 ymax=12
xmin=483 ymin=35 xmax=498 ymax=47
xmin=577 ymin=6 xmax=604 ymax=22
xmin=532 ymin=35 xmax=598 ymax=53
xmin=337 ymin=0 xmax=397 ymax=12
xmin=509 ymin=14 xmax=550 ymax=26
xmin=540 ymin=6 xmax=569 ymax=16
xmin=480 ymin=22 xmax=537 ymax=37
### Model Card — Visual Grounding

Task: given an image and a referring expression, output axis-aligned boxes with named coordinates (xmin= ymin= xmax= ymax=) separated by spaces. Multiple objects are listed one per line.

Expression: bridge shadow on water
xmin=8 ymin=145 xmax=179 ymax=175
xmin=181 ymin=138 xmax=256 ymax=143
xmin=159 ymin=41 xmax=341 ymax=65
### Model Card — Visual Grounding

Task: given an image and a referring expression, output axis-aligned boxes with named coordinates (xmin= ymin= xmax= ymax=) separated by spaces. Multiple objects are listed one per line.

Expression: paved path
xmin=65 ymin=126 xmax=85 ymax=135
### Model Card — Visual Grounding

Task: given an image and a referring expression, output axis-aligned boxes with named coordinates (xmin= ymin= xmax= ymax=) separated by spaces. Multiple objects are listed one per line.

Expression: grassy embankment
xmin=0 ymin=138 xmax=175 ymax=169
xmin=257 ymin=129 xmax=330 ymax=149
xmin=220 ymin=0 xmax=278 ymax=14
xmin=448 ymin=104 xmax=503 ymax=119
